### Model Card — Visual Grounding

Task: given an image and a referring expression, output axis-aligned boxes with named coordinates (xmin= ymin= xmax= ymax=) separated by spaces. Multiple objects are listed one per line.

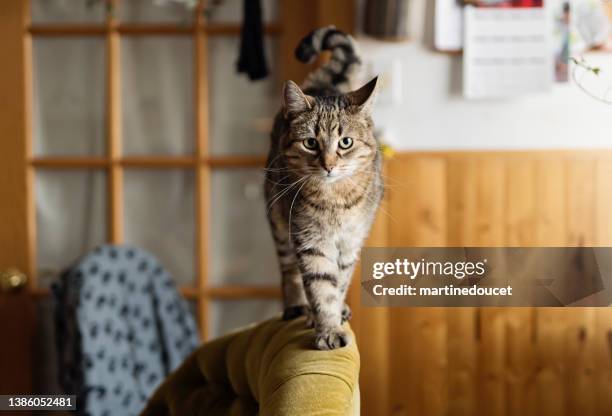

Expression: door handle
xmin=0 ymin=268 xmax=28 ymax=292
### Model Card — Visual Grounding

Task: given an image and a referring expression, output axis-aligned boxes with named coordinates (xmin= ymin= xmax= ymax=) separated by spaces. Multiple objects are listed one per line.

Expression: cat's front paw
xmin=283 ymin=305 xmax=309 ymax=321
xmin=341 ymin=303 xmax=352 ymax=324
xmin=314 ymin=328 xmax=351 ymax=350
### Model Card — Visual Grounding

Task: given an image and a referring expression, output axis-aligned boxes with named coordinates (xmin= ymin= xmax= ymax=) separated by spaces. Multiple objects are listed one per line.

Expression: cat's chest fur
xmin=294 ymin=177 xmax=379 ymax=243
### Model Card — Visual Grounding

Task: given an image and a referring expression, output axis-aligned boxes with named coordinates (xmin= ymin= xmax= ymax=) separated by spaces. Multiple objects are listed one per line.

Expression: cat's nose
xmin=324 ymin=165 xmax=336 ymax=174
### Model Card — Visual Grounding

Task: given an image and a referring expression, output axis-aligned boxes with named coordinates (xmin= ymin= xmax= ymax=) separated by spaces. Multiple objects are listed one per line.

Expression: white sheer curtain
xmin=36 ymin=171 xmax=107 ymax=287
xmin=119 ymin=0 xmax=193 ymax=23
xmin=208 ymin=36 xmax=279 ymax=155
xmin=123 ymin=170 xmax=195 ymax=285
xmin=33 ymin=38 xmax=106 ymax=156
xmin=121 ymin=36 xmax=195 ymax=155
xmin=210 ymin=169 xmax=280 ymax=287
xmin=206 ymin=0 xmax=278 ymax=23
xmin=31 ymin=0 xmax=105 ymax=23
xmin=33 ymin=36 xmax=107 ymax=286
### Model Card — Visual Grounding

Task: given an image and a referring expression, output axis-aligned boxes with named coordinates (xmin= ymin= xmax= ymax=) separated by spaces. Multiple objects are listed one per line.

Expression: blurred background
xmin=1 ymin=0 xmax=612 ymax=415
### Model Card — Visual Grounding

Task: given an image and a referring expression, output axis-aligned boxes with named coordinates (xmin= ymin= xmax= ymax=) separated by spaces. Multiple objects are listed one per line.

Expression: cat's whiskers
xmin=267 ymin=177 xmax=307 ymax=208
xmin=263 ymin=167 xmax=301 ymax=173
xmin=288 ymin=176 xmax=310 ymax=239
xmin=266 ymin=176 xmax=309 ymax=213
xmin=263 ymin=173 xmax=294 ymax=187
xmin=264 ymin=166 xmax=321 ymax=176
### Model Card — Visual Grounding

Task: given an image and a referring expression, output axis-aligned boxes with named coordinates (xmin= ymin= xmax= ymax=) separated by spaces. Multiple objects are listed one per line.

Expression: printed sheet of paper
xmin=463 ymin=6 xmax=553 ymax=98
xmin=435 ymin=0 xmax=464 ymax=51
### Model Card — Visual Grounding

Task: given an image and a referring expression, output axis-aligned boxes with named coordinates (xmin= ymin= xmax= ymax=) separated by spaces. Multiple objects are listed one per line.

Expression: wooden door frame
xmin=0 ymin=1 xmax=33 ymax=280
xmin=0 ymin=1 xmax=34 ymax=400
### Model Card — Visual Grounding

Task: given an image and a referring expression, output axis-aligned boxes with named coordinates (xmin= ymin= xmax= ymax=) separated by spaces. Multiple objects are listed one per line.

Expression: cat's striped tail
xmin=295 ymin=26 xmax=362 ymax=94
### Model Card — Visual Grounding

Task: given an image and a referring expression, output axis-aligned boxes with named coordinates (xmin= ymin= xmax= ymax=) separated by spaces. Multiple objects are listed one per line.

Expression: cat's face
xmin=281 ymin=78 xmax=378 ymax=183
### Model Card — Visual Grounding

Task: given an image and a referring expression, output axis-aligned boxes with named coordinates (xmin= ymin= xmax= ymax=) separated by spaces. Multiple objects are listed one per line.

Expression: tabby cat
xmin=265 ymin=26 xmax=383 ymax=350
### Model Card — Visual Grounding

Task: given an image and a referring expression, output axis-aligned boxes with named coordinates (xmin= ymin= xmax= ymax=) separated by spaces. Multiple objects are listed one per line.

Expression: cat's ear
xmin=283 ymin=80 xmax=314 ymax=117
xmin=346 ymin=76 xmax=379 ymax=116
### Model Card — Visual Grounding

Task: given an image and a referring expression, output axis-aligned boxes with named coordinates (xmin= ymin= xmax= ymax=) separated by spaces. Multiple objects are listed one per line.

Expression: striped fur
xmin=295 ymin=26 xmax=362 ymax=95
xmin=264 ymin=28 xmax=383 ymax=350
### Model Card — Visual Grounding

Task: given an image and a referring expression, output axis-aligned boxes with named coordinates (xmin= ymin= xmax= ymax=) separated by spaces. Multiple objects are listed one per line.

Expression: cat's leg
xmin=341 ymin=303 xmax=352 ymax=324
xmin=268 ymin=205 xmax=309 ymax=320
xmin=337 ymin=238 xmax=363 ymax=324
xmin=295 ymin=239 xmax=349 ymax=350
xmin=280 ymin=260 xmax=310 ymax=320
xmin=337 ymin=267 xmax=356 ymax=324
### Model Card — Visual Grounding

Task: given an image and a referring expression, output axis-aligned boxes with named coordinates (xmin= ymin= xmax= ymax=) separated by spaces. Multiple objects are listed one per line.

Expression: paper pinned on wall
xmin=435 ymin=0 xmax=464 ymax=51
xmin=550 ymin=0 xmax=570 ymax=82
xmin=463 ymin=6 xmax=553 ymax=98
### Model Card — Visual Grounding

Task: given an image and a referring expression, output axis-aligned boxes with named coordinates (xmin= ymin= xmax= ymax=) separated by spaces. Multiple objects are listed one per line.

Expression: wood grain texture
xmin=594 ymin=159 xmax=612 ymax=416
xmin=567 ymin=157 xmax=596 ymax=246
xmin=279 ymin=0 xmax=317 ymax=83
xmin=354 ymin=151 xmax=612 ymax=416
xmin=353 ymin=163 xmax=391 ymax=416
xmin=535 ymin=158 xmax=567 ymax=247
xmin=315 ymin=0 xmax=355 ymax=34
xmin=0 ymin=0 xmax=32 ymax=279
xmin=387 ymin=157 xmax=448 ymax=416
xmin=504 ymin=159 xmax=537 ymax=416
xmin=446 ymin=307 xmax=477 ymax=416
xmin=0 ymin=0 xmax=35 ymax=402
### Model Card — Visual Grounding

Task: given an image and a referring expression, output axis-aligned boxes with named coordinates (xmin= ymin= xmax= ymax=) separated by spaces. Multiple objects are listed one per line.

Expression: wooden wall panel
xmin=355 ymin=190 xmax=391 ymax=416
xmin=594 ymin=307 xmax=612 ymax=416
xmin=595 ymin=159 xmax=612 ymax=416
xmin=536 ymin=307 xmax=566 ymax=416
xmin=446 ymin=307 xmax=477 ymax=416
xmin=505 ymin=307 xmax=536 ymax=416
xmin=596 ymin=160 xmax=612 ymax=246
xmin=388 ymin=157 xmax=447 ymax=246
xmin=533 ymin=157 xmax=567 ymax=415
xmin=446 ymin=157 xmax=505 ymax=245
xmin=564 ymin=307 xmax=596 ymax=416
xmin=445 ymin=158 xmax=478 ymax=416
xmin=567 ymin=158 xmax=596 ymax=246
xmin=355 ymin=151 xmax=612 ymax=416
xmin=535 ymin=158 xmax=566 ymax=246
xmin=388 ymin=157 xmax=448 ymax=416
xmin=564 ymin=158 xmax=597 ymax=415
xmin=504 ymin=159 xmax=536 ymax=416
xmin=506 ymin=158 xmax=537 ymax=246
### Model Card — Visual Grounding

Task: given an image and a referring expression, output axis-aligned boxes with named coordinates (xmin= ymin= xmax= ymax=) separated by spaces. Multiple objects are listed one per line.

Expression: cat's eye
xmin=302 ymin=138 xmax=318 ymax=151
xmin=339 ymin=137 xmax=353 ymax=150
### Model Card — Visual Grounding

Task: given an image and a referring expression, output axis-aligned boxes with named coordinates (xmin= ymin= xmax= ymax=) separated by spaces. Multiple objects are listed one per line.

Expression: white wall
xmin=357 ymin=0 xmax=612 ymax=151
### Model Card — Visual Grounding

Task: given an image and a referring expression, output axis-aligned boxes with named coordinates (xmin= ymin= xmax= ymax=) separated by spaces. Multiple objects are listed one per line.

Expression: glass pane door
xmin=30 ymin=0 xmax=283 ymax=359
